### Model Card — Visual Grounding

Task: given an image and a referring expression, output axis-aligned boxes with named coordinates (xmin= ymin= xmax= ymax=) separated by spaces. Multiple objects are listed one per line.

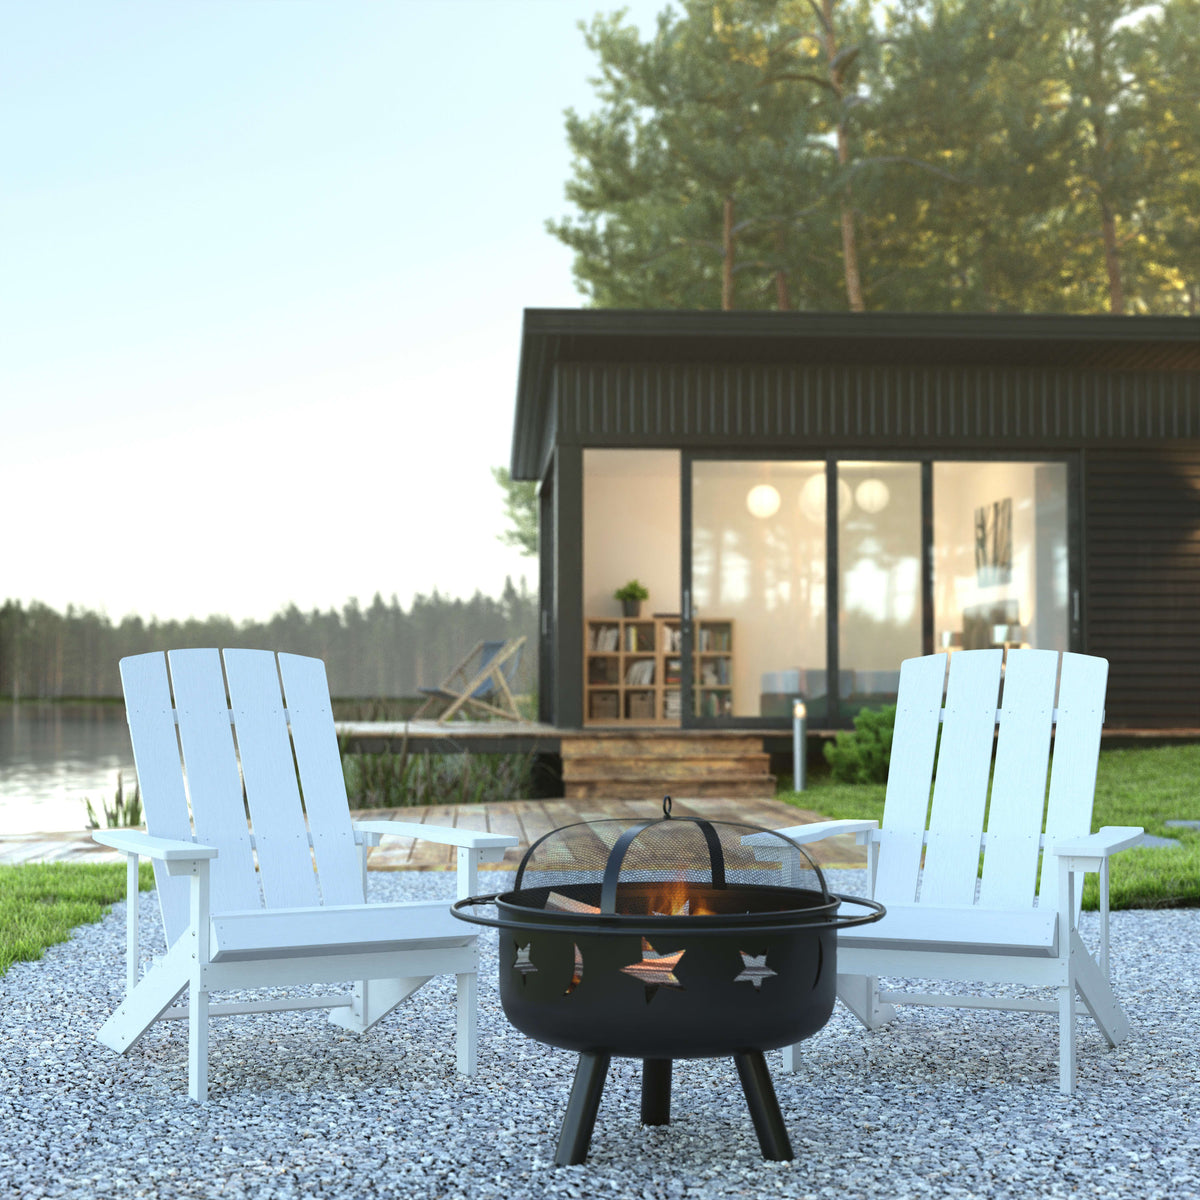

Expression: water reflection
xmin=0 ymin=706 xmax=136 ymax=833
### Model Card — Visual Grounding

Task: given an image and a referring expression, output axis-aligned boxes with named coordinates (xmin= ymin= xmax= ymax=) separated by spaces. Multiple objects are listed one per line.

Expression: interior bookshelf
xmin=694 ymin=618 xmax=734 ymax=718
xmin=583 ymin=616 xmax=734 ymax=724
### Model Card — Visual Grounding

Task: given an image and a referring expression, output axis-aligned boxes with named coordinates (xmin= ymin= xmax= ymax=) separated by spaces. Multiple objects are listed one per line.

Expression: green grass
xmin=780 ymin=744 xmax=1200 ymax=910
xmin=0 ymin=860 xmax=154 ymax=978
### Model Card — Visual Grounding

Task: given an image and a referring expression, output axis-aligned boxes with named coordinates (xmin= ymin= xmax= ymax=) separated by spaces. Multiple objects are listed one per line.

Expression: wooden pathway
xmin=0 ymin=797 xmax=866 ymax=870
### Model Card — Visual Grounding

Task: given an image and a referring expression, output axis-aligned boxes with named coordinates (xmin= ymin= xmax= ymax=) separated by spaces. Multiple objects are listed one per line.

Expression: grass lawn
xmin=779 ymin=743 xmax=1200 ymax=911
xmin=0 ymin=860 xmax=154 ymax=979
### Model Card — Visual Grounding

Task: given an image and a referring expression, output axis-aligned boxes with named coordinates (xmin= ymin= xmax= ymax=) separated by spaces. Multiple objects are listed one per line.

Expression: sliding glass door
xmin=837 ymin=461 xmax=923 ymax=715
xmin=683 ymin=454 xmax=1072 ymax=728
xmin=687 ymin=458 xmax=828 ymax=721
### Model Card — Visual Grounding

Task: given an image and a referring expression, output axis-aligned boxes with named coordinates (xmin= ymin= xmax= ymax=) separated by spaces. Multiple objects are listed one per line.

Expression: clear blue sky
xmin=2 ymin=0 xmax=671 ymax=623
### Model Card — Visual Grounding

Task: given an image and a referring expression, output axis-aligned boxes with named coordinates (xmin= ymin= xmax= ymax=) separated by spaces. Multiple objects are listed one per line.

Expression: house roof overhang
xmin=511 ymin=308 xmax=1200 ymax=479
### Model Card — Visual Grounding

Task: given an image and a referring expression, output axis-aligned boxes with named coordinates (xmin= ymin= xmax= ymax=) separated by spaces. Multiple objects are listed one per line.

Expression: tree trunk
xmin=722 ymin=196 xmax=735 ymax=310
xmin=1100 ymin=200 xmax=1124 ymax=314
xmin=775 ymin=228 xmax=791 ymax=309
xmin=822 ymin=0 xmax=864 ymax=312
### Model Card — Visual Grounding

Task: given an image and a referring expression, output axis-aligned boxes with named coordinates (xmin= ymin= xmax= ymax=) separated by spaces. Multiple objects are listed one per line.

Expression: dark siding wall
xmin=1086 ymin=448 xmax=1200 ymax=728
xmin=555 ymin=362 xmax=1200 ymax=448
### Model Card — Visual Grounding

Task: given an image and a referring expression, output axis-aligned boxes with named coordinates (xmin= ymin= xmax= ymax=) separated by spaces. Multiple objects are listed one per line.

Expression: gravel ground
xmin=1 ymin=868 xmax=1197 ymax=1200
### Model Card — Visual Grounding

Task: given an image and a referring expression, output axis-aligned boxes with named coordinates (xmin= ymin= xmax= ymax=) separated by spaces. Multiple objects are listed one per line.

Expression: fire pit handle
xmin=451 ymin=894 xmax=509 ymax=929
xmin=827 ymin=893 xmax=887 ymax=929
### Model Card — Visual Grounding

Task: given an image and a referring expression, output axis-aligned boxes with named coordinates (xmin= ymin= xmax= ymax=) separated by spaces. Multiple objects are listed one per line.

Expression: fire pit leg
xmin=733 ymin=1050 xmax=794 ymax=1162
xmin=640 ymin=1058 xmax=672 ymax=1125
xmin=555 ymin=1051 xmax=612 ymax=1166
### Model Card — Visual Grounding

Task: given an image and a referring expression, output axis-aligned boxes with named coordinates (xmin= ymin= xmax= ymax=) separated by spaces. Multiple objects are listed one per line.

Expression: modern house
xmin=511 ymin=309 xmax=1200 ymax=736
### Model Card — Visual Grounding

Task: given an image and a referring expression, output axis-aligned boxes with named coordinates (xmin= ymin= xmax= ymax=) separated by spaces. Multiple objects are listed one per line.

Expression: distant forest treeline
xmin=0 ymin=579 xmax=538 ymax=700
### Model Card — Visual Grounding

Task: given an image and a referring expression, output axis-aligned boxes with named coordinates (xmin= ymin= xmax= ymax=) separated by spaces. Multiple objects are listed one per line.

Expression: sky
xmin=2 ymin=0 xmax=672 ymax=624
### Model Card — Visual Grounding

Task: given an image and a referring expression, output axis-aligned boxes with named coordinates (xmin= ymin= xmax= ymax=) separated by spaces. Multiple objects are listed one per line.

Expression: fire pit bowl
xmin=452 ymin=798 xmax=883 ymax=1165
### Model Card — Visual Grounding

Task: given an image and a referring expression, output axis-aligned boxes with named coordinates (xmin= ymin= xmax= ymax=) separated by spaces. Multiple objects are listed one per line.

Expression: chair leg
xmin=837 ymin=974 xmax=897 ymax=1029
xmin=330 ymin=977 xmax=429 ymax=1033
xmin=1058 ymin=979 xmax=1078 ymax=1095
xmin=188 ymin=979 xmax=210 ymax=1103
xmin=97 ymin=936 xmax=190 ymax=1053
xmin=781 ymin=1042 xmax=801 ymax=1073
xmin=456 ymin=971 xmax=477 ymax=1076
xmin=1070 ymin=930 xmax=1131 ymax=1048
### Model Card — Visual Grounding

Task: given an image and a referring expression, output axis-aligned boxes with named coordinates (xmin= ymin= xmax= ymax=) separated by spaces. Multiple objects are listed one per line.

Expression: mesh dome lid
xmin=512 ymin=796 xmax=828 ymax=915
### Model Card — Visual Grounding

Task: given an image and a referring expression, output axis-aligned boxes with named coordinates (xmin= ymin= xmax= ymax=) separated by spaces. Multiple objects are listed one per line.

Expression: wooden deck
xmin=363 ymin=796 xmax=866 ymax=871
xmin=0 ymin=797 xmax=866 ymax=869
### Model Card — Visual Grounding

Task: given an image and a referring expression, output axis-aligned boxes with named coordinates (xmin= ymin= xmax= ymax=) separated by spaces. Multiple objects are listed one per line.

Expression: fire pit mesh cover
xmin=512 ymin=810 xmax=828 ymax=913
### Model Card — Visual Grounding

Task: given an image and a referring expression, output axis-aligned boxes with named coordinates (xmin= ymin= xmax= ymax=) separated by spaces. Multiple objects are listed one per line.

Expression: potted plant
xmin=614 ymin=579 xmax=649 ymax=618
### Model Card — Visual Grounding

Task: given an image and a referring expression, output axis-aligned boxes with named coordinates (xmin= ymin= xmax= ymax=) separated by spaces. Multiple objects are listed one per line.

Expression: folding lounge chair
xmin=759 ymin=648 xmax=1142 ymax=1094
xmin=413 ymin=636 xmax=526 ymax=722
xmin=93 ymin=648 xmax=518 ymax=1101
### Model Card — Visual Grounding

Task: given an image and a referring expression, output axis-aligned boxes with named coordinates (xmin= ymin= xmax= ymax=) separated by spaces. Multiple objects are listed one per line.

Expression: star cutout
xmin=564 ymin=943 xmax=583 ymax=996
xmin=513 ymin=942 xmax=537 ymax=983
xmin=621 ymin=938 xmax=685 ymax=1002
xmin=734 ymin=951 xmax=777 ymax=990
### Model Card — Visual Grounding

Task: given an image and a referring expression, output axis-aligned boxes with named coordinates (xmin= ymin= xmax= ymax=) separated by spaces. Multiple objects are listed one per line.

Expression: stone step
xmin=564 ymin=775 xmax=777 ymax=801
xmin=562 ymin=753 xmax=772 ymax=782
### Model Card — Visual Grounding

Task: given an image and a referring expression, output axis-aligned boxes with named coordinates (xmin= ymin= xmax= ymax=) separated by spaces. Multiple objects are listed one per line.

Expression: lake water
xmin=0 ymin=707 xmax=137 ymax=833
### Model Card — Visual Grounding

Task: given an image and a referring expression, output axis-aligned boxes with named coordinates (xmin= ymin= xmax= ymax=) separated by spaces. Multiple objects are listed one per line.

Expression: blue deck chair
xmin=413 ymin=636 xmax=526 ymax=722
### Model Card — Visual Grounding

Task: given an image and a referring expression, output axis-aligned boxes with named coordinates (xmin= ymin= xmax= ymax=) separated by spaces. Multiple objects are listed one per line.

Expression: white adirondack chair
xmin=767 ymin=649 xmax=1142 ymax=1094
xmin=93 ymin=648 xmax=517 ymax=1102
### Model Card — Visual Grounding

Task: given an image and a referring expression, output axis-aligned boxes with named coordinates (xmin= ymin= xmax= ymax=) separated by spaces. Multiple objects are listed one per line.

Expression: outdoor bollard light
xmin=792 ymin=697 xmax=807 ymax=792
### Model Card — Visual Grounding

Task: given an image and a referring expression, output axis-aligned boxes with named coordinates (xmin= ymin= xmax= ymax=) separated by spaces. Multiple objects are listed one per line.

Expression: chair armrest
xmin=1048 ymin=825 xmax=1145 ymax=872
xmin=92 ymin=830 xmax=218 ymax=877
xmin=353 ymin=820 xmax=519 ymax=851
xmin=762 ymin=819 xmax=879 ymax=846
xmin=92 ymin=829 xmax=218 ymax=861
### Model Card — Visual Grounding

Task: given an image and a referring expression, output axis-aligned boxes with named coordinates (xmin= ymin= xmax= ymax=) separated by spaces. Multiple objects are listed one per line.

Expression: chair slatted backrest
xmin=876 ymin=648 xmax=1107 ymax=913
xmin=276 ymin=651 xmax=362 ymax=906
xmin=120 ymin=652 xmax=205 ymax=944
xmin=872 ymin=652 xmax=948 ymax=903
xmin=121 ymin=649 xmax=364 ymax=946
xmin=978 ymin=649 xmax=1058 ymax=908
xmin=221 ymin=649 xmax=322 ymax=910
xmin=1038 ymin=651 xmax=1108 ymax=902
xmin=920 ymin=650 xmax=1005 ymax=908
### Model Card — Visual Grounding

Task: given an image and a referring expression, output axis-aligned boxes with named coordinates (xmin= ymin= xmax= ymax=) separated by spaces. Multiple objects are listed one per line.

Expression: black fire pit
xmin=453 ymin=798 xmax=884 ymax=1165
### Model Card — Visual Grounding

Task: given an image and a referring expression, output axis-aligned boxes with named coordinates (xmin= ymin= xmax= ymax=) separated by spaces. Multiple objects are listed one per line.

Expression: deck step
xmin=562 ymin=735 xmax=765 ymax=759
xmin=562 ymin=753 xmax=771 ymax=782
xmin=560 ymin=732 xmax=775 ymax=800
xmin=563 ymin=775 xmax=777 ymax=801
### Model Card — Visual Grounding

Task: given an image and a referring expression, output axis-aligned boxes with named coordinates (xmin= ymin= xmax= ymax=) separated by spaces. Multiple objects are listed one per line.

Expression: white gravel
xmin=1 ymin=868 xmax=1197 ymax=1200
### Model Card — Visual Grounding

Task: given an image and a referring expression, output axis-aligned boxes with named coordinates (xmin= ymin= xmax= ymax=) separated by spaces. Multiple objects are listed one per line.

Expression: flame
xmin=646 ymin=878 xmax=713 ymax=917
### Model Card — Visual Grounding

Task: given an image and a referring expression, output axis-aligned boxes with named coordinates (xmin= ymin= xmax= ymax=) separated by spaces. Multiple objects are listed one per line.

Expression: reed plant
xmin=341 ymin=737 xmax=534 ymax=809
xmin=83 ymin=771 xmax=143 ymax=830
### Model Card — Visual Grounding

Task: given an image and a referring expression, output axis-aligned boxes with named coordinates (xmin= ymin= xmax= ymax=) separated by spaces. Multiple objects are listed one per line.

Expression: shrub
xmin=824 ymin=705 xmax=897 ymax=784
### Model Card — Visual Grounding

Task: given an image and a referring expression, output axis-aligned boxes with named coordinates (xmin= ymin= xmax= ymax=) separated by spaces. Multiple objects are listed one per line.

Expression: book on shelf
xmin=625 ymin=659 xmax=656 ymax=685
xmin=698 ymin=625 xmax=732 ymax=652
xmin=626 ymin=624 xmax=655 ymax=652
xmin=588 ymin=624 xmax=619 ymax=652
